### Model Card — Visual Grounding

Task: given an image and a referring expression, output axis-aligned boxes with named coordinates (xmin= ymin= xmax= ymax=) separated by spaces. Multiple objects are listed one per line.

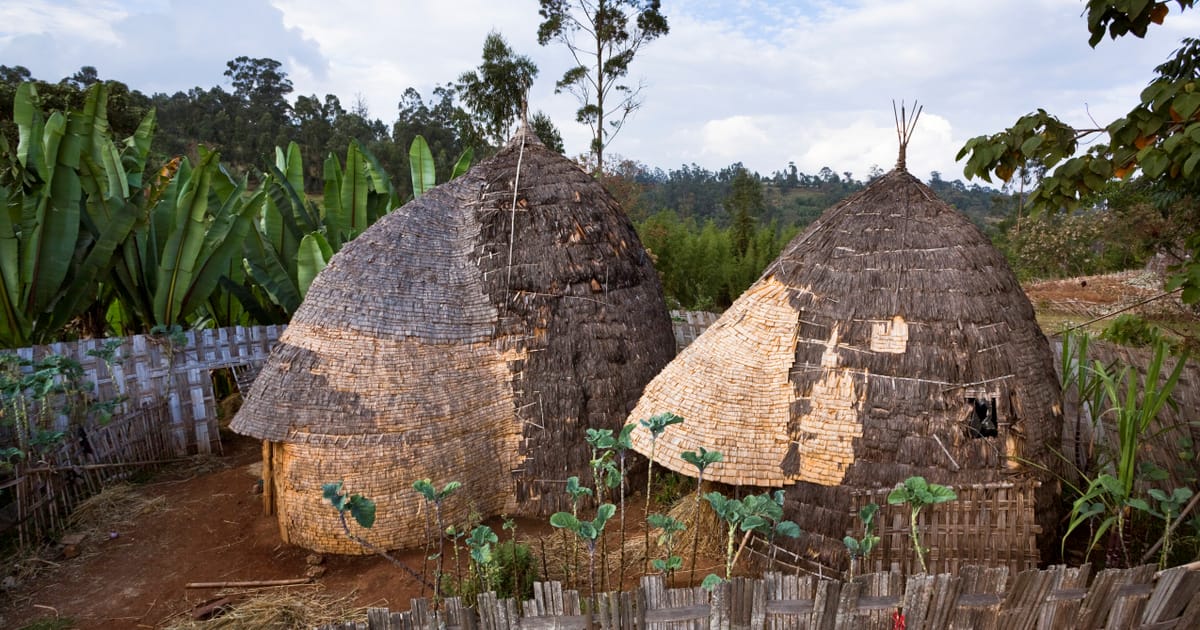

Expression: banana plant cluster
xmin=1 ymin=81 xmax=475 ymax=347
xmin=0 ymin=83 xmax=152 ymax=345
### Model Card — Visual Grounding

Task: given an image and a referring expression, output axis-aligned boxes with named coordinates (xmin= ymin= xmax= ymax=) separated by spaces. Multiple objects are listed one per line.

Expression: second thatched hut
xmin=628 ymin=143 xmax=1066 ymax=574
xmin=232 ymin=127 xmax=676 ymax=554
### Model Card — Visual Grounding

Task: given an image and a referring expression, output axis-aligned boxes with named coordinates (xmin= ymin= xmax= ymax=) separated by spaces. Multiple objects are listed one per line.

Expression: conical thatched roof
xmin=627 ymin=162 xmax=1065 ymax=570
xmin=232 ymin=127 xmax=675 ymax=553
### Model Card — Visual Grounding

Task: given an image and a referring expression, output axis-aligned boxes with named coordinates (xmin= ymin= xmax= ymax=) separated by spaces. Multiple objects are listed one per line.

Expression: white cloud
xmin=3 ymin=0 xmax=1200 ymax=183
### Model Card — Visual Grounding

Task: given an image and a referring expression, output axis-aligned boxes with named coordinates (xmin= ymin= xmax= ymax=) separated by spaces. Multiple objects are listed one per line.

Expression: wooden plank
xmin=643 ymin=604 xmax=711 ymax=623
xmin=833 ymin=578 xmax=861 ymax=630
xmin=811 ymin=579 xmax=841 ymax=630
xmin=1139 ymin=565 xmax=1200 ymax=627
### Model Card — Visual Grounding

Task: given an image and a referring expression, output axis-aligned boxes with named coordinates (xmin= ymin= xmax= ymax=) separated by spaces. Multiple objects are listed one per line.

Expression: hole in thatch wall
xmin=965 ymin=397 xmax=998 ymax=439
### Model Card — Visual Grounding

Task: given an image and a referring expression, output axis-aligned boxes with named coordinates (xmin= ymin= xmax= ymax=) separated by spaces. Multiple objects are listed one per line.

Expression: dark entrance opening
xmin=967 ymin=397 xmax=998 ymax=438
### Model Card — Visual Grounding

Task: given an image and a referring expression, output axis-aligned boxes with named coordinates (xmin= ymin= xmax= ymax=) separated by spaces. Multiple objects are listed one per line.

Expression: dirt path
xmin=1 ymin=432 xmax=432 ymax=629
xmin=0 ymin=432 xmax=674 ymax=630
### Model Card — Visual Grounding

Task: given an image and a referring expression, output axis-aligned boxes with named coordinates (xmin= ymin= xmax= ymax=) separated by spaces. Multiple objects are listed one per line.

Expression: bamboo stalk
xmin=185 ymin=578 xmax=312 ymax=589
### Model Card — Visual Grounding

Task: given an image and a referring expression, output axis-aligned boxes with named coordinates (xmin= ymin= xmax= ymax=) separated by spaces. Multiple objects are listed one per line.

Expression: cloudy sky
xmin=2 ymin=0 xmax=1197 ymax=182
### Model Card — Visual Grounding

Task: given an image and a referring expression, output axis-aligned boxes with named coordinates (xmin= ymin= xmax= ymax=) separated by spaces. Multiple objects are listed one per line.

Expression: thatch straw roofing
xmin=628 ymin=163 xmax=1066 ymax=569
xmin=231 ymin=127 xmax=675 ymax=553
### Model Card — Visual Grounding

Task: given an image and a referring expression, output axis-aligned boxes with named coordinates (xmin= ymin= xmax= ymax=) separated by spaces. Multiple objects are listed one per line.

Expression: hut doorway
xmin=966 ymin=397 xmax=998 ymax=438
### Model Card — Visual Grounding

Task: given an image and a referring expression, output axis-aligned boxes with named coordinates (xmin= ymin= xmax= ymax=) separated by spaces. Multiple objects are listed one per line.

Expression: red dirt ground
xmin=0 ymin=432 xmax=674 ymax=630
xmin=0 ymin=432 xmax=440 ymax=629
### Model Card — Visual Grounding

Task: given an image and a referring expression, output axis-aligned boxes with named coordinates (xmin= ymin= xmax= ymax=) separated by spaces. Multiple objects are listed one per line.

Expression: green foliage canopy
xmin=957 ymin=1 xmax=1200 ymax=302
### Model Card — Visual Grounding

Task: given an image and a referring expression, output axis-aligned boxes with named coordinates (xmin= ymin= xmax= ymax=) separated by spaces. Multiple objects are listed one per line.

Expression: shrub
xmin=492 ymin=540 xmax=536 ymax=600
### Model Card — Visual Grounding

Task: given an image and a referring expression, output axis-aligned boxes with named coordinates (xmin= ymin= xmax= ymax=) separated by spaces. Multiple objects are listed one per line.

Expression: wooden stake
xmin=185 ymin=578 xmax=312 ymax=589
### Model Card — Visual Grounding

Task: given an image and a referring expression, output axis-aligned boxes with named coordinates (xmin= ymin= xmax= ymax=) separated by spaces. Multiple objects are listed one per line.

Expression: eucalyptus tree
xmin=536 ymin=0 xmax=669 ymax=175
xmin=457 ymin=31 xmax=539 ymax=147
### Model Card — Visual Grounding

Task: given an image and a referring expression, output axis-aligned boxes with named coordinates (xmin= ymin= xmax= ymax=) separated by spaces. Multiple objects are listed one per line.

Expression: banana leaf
xmin=178 ymin=185 xmax=260 ymax=320
xmin=410 ymin=135 xmax=436 ymax=197
xmin=339 ymin=140 xmax=369 ymax=240
xmin=296 ymin=231 xmax=332 ymax=298
xmin=14 ymin=83 xmax=42 ymax=170
xmin=121 ymin=108 xmax=156 ymax=189
xmin=451 ymin=147 xmax=474 ymax=180
xmin=154 ymin=148 xmax=216 ymax=325
xmin=243 ymin=225 xmax=303 ymax=315
xmin=20 ymin=111 xmax=81 ymax=317
xmin=322 ymin=152 xmax=344 ymax=248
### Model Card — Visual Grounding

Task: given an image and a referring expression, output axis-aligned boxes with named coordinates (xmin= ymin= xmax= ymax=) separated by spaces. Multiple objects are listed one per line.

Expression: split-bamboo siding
xmin=316 ymin=564 xmax=1200 ymax=629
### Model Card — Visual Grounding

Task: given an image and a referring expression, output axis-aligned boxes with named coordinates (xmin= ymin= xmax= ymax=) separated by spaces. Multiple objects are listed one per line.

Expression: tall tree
xmin=530 ymin=110 xmax=566 ymax=153
xmin=223 ymin=56 xmax=294 ymax=169
xmin=725 ymin=166 xmax=764 ymax=257
xmin=957 ymin=0 xmax=1200 ymax=303
xmin=536 ymin=0 xmax=668 ymax=176
xmin=456 ymin=31 xmax=539 ymax=146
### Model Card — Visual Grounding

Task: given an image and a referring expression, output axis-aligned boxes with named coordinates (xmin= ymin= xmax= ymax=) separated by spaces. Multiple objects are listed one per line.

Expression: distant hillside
xmin=625 ymin=161 xmax=1011 ymax=231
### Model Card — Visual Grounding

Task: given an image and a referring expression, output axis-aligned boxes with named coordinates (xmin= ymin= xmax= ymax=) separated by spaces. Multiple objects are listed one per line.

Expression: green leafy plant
xmin=413 ymin=479 xmax=462 ymax=609
xmin=562 ymin=475 xmax=592 ymax=585
xmin=612 ymin=423 xmax=635 ymax=586
xmin=638 ymin=411 xmax=684 ymax=573
xmin=1101 ymin=314 xmax=1164 ymax=349
xmin=584 ymin=428 xmax=621 ymax=592
xmin=0 ymin=350 xmax=122 ymax=462
xmin=409 ymin=134 xmax=471 ymax=198
xmin=322 ymin=480 xmax=376 ymax=528
xmin=698 ymin=490 xmax=801 ymax=589
xmin=680 ymin=446 xmax=722 ymax=582
xmin=646 ymin=513 xmax=686 ymax=584
xmin=886 ymin=476 xmax=957 ymax=573
xmin=746 ymin=490 xmax=800 ymax=570
xmin=1133 ymin=487 xmax=1195 ymax=568
xmin=844 ymin=503 xmax=881 ymax=578
xmin=464 ymin=524 xmax=499 ymax=600
xmin=493 ymin=539 xmax=537 ymax=601
xmin=550 ymin=503 xmax=615 ymax=602
xmin=1060 ymin=330 xmax=1112 ymax=473
xmin=1063 ymin=338 xmax=1188 ymax=566
xmin=700 ymin=490 xmax=744 ymax=590
xmin=321 ymin=482 xmax=428 ymax=589
xmin=0 ymin=82 xmax=150 ymax=347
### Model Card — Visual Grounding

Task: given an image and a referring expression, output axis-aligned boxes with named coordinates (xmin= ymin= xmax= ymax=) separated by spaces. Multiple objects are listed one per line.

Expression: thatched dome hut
xmin=232 ymin=127 xmax=675 ymax=554
xmin=628 ymin=144 xmax=1066 ymax=574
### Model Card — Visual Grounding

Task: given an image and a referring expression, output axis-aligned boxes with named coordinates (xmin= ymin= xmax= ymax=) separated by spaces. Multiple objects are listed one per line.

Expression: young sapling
xmin=887 ymin=476 xmax=956 ymax=573
xmin=680 ymin=446 xmax=723 ymax=583
xmin=639 ymin=412 xmax=684 ymax=573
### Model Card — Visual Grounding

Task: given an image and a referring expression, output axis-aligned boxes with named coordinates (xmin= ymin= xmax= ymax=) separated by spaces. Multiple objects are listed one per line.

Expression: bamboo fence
xmin=1 ymin=401 xmax=173 ymax=547
xmin=315 ymin=563 xmax=1200 ymax=629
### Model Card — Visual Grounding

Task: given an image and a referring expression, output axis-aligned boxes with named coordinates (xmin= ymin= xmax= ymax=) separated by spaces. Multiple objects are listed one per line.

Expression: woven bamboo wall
xmin=669 ymin=310 xmax=719 ymax=351
xmin=10 ymin=325 xmax=282 ymax=455
xmin=849 ymin=481 xmax=1041 ymax=576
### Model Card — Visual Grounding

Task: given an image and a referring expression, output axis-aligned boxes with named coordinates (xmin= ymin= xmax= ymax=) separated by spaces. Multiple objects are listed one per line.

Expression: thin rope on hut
xmin=504 ymin=128 xmax=528 ymax=302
